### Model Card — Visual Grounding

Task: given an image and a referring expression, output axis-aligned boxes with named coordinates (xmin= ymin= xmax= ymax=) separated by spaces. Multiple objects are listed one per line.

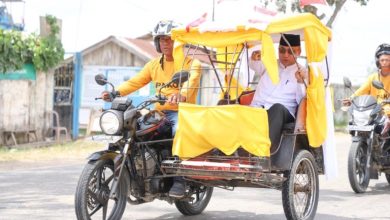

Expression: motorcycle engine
xmin=134 ymin=148 xmax=172 ymax=198
xmin=134 ymin=149 xmax=157 ymax=178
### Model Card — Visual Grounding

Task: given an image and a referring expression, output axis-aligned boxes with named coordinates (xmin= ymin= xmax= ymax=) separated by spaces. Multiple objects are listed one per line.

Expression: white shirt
xmin=249 ymin=60 xmax=306 ymax=117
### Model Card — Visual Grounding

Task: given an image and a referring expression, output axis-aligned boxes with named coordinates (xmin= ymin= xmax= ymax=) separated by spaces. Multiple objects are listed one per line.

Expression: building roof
xmin=62 ymin=35 xmax=159 ymax=64
xmin=61 ymin=35 xmax=212 ymax=65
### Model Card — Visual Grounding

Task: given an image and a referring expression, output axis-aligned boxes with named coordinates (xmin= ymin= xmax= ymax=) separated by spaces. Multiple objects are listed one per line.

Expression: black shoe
xmin=169 ymin=181 xmax=185 ymax=198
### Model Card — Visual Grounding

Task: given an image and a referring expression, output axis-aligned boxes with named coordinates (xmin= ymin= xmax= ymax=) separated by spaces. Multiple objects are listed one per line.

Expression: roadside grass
xmin=0 ymin=132 xmax=349 ymax=163
xmin=0 ymin=139 xmax=105 ymax=162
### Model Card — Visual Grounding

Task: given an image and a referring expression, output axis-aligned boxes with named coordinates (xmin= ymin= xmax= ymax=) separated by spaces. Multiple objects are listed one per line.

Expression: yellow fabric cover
xmin=172 ymin=28 xmax=279 ymax=85
xmin=172 ymin=13 xmax=332 ymax=149
xmin=306 ymin=65 xmax=326 ymax=147
xmin=172 ymin=103 xmax=271 ymax=158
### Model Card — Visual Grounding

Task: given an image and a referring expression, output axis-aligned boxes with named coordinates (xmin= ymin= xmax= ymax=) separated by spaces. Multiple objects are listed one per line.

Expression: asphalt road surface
xmin=0 ymin=133 xmax=389 ymax=220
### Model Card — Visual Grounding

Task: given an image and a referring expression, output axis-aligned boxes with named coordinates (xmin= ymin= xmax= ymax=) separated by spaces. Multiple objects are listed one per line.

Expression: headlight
xmin=352 ymin=109 xmax=372 ymax=126
xmin=100 ymin=110 xmax=123 ymax=135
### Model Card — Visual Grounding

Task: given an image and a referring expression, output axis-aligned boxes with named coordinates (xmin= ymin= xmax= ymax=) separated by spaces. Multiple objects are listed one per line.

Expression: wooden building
xmin=0 ymin=68 xmax=54 ymax=145
xmin=53 ymin=35 xmax=159 ymax=139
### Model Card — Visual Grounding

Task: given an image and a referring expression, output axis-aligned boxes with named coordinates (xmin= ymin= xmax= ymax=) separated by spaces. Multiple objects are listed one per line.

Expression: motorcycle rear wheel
xmin=348 ymin=141 xmax=370 ymax=193
xmin=282 ymin=150 xmax=319 ymax=220
xmin=75 ymin=159 xmax=129 ymax=220
xmin=175 ymin=185 xmax=213 ymax=216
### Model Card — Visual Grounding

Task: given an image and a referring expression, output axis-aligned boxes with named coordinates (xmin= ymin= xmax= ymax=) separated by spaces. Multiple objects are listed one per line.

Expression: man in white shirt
xmin=250 ymin=34 xmax=307 ymax=152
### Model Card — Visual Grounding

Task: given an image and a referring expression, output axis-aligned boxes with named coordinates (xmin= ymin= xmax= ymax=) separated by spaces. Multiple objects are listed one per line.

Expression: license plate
xmin=347 ymin=125 xmax=374 ymax=131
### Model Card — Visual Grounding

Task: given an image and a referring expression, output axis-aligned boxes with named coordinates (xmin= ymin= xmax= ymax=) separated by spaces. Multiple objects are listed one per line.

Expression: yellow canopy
xmin=172 ymin=13 xmax=331 ymax=85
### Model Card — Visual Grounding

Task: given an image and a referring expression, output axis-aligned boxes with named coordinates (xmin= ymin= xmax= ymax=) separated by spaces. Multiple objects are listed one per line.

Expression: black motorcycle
xmin=74 ymin=71 xmax=213 ymax=220
xmin=343 ymin=77 xmax=390 ymax=193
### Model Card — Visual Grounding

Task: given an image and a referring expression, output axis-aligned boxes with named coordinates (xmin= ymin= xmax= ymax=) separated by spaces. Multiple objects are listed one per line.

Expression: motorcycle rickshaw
xmin=75 ymin=13 xmax=335 ymax=220
xmin=162 ymin=12 xmax=333 ymax=220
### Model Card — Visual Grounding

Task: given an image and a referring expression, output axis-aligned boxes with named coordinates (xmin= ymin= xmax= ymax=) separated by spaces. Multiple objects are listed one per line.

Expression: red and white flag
xmin=185 ymin=0 xmax=278 ymax=32
xmin=300 ymin=0 xmax=327 ymax=7
xmin=186 ymin=12 xmax=208 ymax=32
xmin=248 ymin=5 xmax=278 ymax=25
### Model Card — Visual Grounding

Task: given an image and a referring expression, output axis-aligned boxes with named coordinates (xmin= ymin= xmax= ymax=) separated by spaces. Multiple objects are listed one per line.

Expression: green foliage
xmin=0 ymin=15 xmax=64 ymax=73
xmin=258 ymin=0 xmax=370 ymax=28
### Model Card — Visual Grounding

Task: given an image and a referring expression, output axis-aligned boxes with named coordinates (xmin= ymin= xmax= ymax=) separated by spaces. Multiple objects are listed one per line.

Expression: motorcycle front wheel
xmin=75 ymin=159 xmax=129 ymax=220
xmin=175 ymin=185 xmax=213 ymax=216
xmin=348 ymin=141 xmax=370 ymax=193
xmin=282 ymin=150 xmax=319 ymax=220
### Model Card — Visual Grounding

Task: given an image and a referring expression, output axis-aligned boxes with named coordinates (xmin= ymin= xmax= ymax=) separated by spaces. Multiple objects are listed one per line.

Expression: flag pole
xmin=212 ymin=0 xmax=215 ymax=21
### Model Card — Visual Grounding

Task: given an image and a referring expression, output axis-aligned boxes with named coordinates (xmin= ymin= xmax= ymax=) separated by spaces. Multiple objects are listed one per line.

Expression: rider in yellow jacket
xmin=343 ymin=43 xmax=390 ymax=135
xmin=117 ymin=54 xmax=201 ymax=111
xmin=345 ymin=44 xmax=390 ymax=102
xmin=103 ymin=20 xmax=202 ymax=135
xmin=102 ymin=20 xmax=202 ymax=199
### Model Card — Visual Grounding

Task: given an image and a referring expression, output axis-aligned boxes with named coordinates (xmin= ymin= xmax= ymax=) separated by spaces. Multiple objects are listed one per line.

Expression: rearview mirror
xmin=95 ymin=74 xmax=107 ymax=86
xmin=170 ymin=70 xmax=189 ymax=85
xmin=343 ymin=77 xmax=352 ymax=89
xmin=95 ymin=73 xmax=107 ymax=86
xmin=157 ymin=71 xmax=190 ymax=96
xmin=372 ymin=80 xmax=384 ymax=90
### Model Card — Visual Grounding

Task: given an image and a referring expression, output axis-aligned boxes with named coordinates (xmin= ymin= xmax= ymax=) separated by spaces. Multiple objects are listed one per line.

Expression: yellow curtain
xmin=302 ymin=22 xmax=329 ymax=148
xmin=172 ymin=103 xmax=271 ymax=159
xmin=260 ymin=33 xmax=279 ymax=84
xmin=306 ymin=65 xmax=327 ymax=147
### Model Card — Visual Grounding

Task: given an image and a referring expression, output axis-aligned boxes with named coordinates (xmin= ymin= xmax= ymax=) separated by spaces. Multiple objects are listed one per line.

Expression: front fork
xmin=352 ymin=131 xmax=373 ymax=175
xmin=366 ymin=133 xmax=373 ymax=175
xmin=109 ymin=139 xmax=131 ymax=199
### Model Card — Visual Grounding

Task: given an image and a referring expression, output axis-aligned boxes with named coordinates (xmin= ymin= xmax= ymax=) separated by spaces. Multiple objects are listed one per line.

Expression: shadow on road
xmin=135 ymin=210 xmax=364 ymax=220
xmin=319 ymin=183 xmax=390 ymax=202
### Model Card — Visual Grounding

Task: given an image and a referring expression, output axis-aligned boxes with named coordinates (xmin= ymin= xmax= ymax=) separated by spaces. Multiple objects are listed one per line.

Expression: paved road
xmin=0 ymin=133 xmax=389 ymax=220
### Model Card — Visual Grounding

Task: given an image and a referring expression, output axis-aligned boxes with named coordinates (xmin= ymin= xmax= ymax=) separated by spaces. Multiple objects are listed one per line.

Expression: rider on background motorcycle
xmin=101 ymin=20 xmax=202 ymax=198
xmin=342 ymin=43 xmax=390 ymax=135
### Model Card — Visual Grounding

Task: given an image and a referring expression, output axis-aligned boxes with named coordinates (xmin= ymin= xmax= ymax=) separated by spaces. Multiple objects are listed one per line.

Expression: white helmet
xmin=152 ymin=20 xmax=180 ymax=53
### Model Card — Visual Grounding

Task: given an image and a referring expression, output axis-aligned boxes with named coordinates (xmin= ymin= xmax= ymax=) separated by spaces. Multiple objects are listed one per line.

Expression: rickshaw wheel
xmin=175 ymin=186 xmax=213 ymax=216
xmin=282 ymin=150 xmax=319 ymax=220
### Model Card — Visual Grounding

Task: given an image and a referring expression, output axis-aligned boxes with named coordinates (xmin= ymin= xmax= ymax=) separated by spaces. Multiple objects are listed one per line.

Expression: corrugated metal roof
xmin=61 ymin=35 xmax=159 ymax=64
xmin=59 ymin=35 xmax=212 ymax=66
xmin=121 ymin=37 xmax=159 ymax=59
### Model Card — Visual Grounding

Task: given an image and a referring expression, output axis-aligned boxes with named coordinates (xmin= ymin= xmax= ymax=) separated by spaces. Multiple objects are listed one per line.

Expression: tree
xmin=259 ymin=0 xmax=369 ymax=28
xmin=0 ymin=15 xmax=64 ymax=73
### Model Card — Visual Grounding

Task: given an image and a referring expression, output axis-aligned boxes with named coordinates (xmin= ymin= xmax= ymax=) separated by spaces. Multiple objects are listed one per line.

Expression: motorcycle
xmin=75 ymin=13 xmax=333 ymax=220
xmin=75 ymin=71 xmax=213 ymax=220
xmin=343 ymin=77 xmax=390 ymax=193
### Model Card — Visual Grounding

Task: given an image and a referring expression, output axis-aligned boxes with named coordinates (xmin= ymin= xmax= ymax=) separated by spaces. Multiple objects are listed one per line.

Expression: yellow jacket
xmin=117 ymin=56 xmax=202 ymax=111
xmin=353 ymin=72 xmax=390 ymax=103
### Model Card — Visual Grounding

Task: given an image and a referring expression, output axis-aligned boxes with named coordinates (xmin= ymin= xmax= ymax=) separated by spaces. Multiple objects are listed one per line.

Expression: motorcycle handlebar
xmin=96 ymin=91 xmax=120 ymax=102
xmin=136 ymin=95 xmax=167 ymax=110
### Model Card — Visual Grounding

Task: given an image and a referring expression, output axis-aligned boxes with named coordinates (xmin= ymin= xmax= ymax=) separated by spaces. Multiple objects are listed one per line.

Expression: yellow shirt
xmin=353 ymin=72 xmax=390 ymax=103
xmin=117 ymin=56 xmax=201 ymax=111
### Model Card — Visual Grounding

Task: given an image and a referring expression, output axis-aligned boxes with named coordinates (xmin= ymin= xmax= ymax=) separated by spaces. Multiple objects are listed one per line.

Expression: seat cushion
xmin=238 ymin=90 xmax=255 ymax=105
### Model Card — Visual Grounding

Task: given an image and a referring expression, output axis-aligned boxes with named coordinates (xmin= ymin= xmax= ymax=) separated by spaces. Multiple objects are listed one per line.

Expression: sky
xmin=5 ymin=0 xmax=390 ymax=85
